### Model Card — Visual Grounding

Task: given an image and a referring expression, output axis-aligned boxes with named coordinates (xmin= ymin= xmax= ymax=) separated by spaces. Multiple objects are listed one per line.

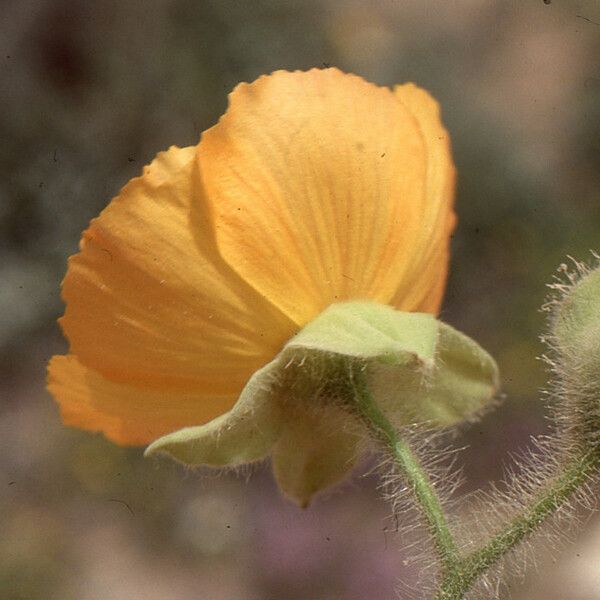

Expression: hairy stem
xmin=435 ymin=448 xmax=600 ymax=599
xmin=351 ymin=367 xmax=600 ymax=599
xmin=351 ymin=372 xmax=460 ymax=575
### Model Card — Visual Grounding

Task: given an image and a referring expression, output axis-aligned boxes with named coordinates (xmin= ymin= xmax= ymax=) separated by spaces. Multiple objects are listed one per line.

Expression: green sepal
xmin=144 ymin=362 xmax=284 ymax=465
xmin=370 ymin=319 xmax=500 ymax=426
xmin=271 ymin=408 xmax=361 ymax=507
xmin=145 ymin=302 xmax=499 ymax=504
xmin=285 ymin=302 xmax=499 ymax=427
xmin=289 ymin=301 xmax=438 ymax=364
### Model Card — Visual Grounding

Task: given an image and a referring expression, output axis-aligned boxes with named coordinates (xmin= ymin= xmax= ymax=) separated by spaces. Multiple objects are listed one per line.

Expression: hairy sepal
xmin=145 ymin=302 xmax=498 ymax=504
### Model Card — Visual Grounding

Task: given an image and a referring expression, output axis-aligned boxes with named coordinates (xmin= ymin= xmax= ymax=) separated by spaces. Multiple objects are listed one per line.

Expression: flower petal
xmin=60 ymin=145 xmax=296 ymax=398
xmin=271 ymin=409 xmax=361 ymax=507
xmin=199 ymin=68 xmax=452 ymax=327
xmin=391 ymin=83 xmax=456 ymax=312
xmin=48 ymin=355 xmax=235 ymax=445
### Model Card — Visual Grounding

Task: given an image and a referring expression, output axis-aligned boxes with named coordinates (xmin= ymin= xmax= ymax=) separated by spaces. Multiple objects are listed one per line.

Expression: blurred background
xmin=1 ymin=0 xmax=599 ymax=598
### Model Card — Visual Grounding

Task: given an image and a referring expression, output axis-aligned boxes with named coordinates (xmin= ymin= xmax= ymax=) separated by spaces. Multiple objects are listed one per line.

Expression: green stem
xmin=350 ymin=367 xmax=600 ymax=599
xmin=351 ymin=372 xmax=460 ymax=574
xmin=435 ymin=448 xmax=599 ymax=599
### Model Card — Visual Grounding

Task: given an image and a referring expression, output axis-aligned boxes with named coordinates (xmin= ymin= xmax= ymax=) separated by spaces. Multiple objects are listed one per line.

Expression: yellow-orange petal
xmin=391 ymin=83 xmax=456 ymax=313
xmin=48 ymin=355 xmax=236 ymax=445
xmin=199 ymin=68 xmax=454 ymax=327
xmin=55 ymin=145 xmax=297 ymax=443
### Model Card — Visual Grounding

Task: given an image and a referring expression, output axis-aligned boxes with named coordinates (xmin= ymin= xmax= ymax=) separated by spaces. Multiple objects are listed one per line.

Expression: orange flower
xmin=47 ymin=68 xmax=455 ymax=448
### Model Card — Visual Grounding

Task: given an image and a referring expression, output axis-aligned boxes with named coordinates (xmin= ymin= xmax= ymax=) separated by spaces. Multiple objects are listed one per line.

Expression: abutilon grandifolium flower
xmin=47 ymin=69 xmax=498 ymax=505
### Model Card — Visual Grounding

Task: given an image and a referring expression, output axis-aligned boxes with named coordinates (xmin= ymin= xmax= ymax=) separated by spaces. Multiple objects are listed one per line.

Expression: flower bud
xmin=550 ymin=262 xmax=600 ymax=445
xmin=552 ymin=263 xmax=600 ymax=370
